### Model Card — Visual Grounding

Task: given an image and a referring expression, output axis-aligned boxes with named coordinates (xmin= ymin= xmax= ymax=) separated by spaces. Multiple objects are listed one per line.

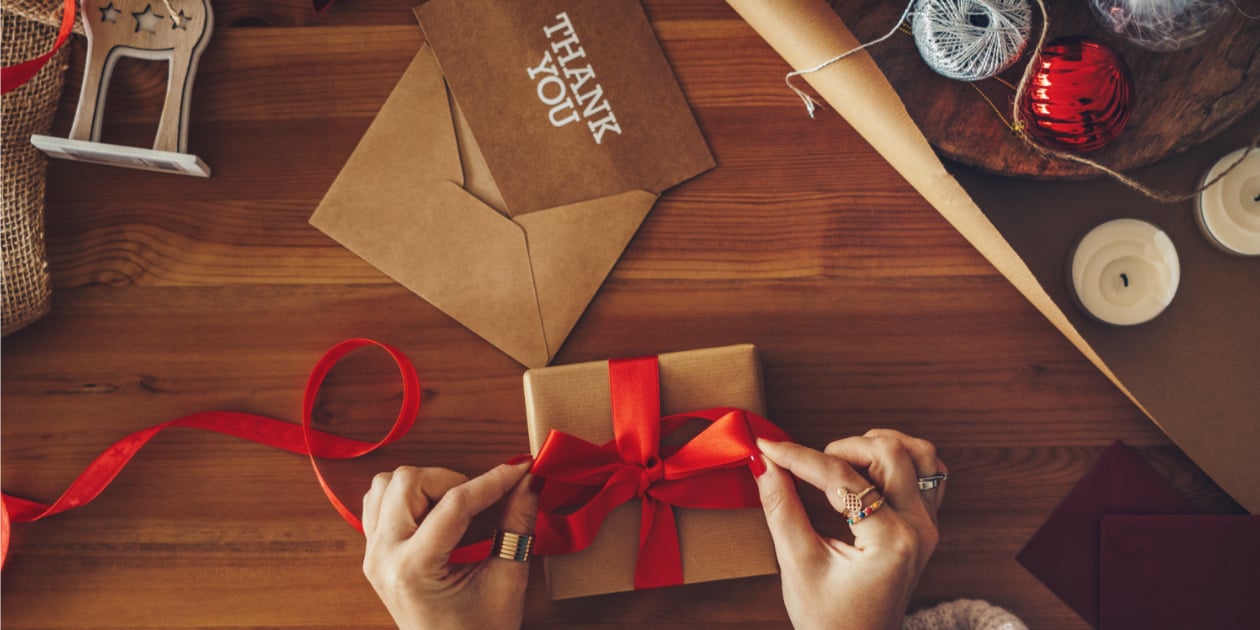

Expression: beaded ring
xmin=846 ymin=497 xmax=885 ymax=525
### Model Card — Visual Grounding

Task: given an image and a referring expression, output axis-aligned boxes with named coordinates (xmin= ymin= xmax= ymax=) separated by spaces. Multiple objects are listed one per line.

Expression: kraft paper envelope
xmin=312 ymin=0 xmax=713 ymax=368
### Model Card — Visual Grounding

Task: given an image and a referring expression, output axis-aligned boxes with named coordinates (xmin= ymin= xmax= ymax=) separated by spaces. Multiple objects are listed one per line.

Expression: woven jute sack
xmin=2 ymin=1 xmax=74 ymax=336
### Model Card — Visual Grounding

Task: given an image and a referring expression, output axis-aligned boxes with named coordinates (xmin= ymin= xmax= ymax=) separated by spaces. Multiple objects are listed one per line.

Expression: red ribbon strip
xmin=527 ymin=356 xmax=790 ymax=590
xmin=0 ymin=345 xmax=785 ymax=585
xmin=0 ymin=338 xmax=433 ymax=567
xmin=1 ymin=0 xmax=76 ymax=95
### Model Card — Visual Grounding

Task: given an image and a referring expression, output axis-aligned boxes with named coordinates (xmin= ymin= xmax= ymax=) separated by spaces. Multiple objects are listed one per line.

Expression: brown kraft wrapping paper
xmin=523 ymin=345 xmax=778 ymax=599
xmin=726 ymin=0 xmax=1260 ymax=512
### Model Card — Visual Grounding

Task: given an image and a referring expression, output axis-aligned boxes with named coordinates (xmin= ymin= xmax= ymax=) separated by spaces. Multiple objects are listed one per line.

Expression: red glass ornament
xmin=1020 ymin=36 xmax=1133 ymax=154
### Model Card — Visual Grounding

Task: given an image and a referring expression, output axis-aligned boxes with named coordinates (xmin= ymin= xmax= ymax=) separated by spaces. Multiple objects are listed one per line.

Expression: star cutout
xmin=132 ymin=4 xmax=164 ymax=34
xmin=99 ymin=2 xmax=121 ymax=23
xmin=171 ymin=9 xmax=192 ymax=30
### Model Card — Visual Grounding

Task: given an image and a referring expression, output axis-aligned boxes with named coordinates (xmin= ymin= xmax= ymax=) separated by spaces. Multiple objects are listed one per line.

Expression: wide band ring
xmin=490 ymin=529 xmax=534 ymax=563
xmin=917 ymin=472 xmax=948 ymax=492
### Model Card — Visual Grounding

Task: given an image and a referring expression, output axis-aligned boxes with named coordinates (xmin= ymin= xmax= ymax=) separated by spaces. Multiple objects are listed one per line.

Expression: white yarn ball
xmin=912 ymin=0 xmax=1033 ymax=81
xmin=1089 ymin=0 xmax=1231 ymax=51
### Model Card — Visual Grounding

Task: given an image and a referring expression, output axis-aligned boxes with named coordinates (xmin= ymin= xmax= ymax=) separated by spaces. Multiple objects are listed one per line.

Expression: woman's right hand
xmin=361 ymin=459 xmax=537 ymax=630
xmin=753 ymin=429 xmax=946 ymax=630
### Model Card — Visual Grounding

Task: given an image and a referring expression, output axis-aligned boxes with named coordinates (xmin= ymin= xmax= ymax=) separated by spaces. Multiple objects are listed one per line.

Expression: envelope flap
xmin=516 ymin=190 xmax=656 ymax=358
xmin=316 ymin=172 xmax=550 ymax=368
xmin=416 ymin=0 xmax=714 ymax=216
xmin=318 ymin=45 xmax=461 ymax=190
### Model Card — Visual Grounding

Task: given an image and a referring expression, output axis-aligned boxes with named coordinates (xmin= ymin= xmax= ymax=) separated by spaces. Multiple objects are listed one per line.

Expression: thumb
xmin=754 ymin=447 xmax=821 ymax=572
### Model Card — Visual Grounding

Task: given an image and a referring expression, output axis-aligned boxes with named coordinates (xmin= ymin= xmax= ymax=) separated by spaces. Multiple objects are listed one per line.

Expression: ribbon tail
xmin=450 ymin=539 xmax=492 ymax=564
xmin=635 ymin=498 xmax=683 ymax=590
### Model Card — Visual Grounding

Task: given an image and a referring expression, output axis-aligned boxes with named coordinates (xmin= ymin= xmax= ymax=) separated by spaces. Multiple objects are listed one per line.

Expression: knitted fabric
xmin=903 ymin=599 xmax=1028 ymax=630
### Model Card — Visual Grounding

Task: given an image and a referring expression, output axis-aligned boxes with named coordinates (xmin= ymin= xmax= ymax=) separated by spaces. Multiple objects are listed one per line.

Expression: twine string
xmin=785 ymin=0 xmax=917 ymax=118
xmin=912 ymin=0 xmax=1032 ymax=81
xmin=162 ymin=0 xmax=182 ymax=27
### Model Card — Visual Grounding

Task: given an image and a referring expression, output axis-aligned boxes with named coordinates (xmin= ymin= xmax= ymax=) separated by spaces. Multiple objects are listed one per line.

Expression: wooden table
xmin=2 ymin=1 xmax=1245 ymax=627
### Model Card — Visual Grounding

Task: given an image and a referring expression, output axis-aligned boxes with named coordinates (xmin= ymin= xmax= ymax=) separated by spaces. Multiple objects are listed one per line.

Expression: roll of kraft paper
xmin=724 ymin=0 xmax=1146 ymax=417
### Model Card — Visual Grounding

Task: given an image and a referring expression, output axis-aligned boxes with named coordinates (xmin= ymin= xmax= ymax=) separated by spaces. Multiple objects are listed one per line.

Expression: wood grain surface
xmin=1 ymin=1 xmax=1245 ymax=628
xmin=842 ymin=0 xmax=1260 ymax=178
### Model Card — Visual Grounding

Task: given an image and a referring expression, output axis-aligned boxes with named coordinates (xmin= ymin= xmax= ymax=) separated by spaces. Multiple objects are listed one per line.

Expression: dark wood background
xmin=1 ymin=1 xmax=1245 ymax=628
xmin=845 ymin=0 xmax=1260 ymax=178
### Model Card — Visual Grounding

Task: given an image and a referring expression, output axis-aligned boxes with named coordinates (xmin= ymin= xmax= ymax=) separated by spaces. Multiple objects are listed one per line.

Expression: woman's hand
xmin=754 ymin=429 xmax=946 ymax=630
xmin=361 ymin=458 xmax=538 ymax=630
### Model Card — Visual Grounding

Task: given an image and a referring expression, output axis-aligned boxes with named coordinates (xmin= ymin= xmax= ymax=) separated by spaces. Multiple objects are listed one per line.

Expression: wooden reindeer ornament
xmin=32 ymin=0 xmax=214 ymax=176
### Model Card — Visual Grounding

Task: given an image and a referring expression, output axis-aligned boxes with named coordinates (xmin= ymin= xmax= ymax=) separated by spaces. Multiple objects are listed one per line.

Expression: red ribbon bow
xmin=528 ymin=356 xmax=789 ymax=589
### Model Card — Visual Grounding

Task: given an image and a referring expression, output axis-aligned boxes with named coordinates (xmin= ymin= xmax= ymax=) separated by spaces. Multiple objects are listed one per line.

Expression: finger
xmin=864 ymin=429 xmax=948 ymax=515
xmin=823 ymin=436 xmax=920 ymax=513
xmin=498 ymin=472 xmax=540 ymax=536
xmin=482 ymin=464 xmax=541 ymax=588
xmin=377 ymin=467 xmax=469 ymax=543
xmin=411 ymin=460 xmax=532 ymax=567
xmin=362 ymin=471 xmax=392 ymax=538
xmin=752 ymin=447 xmax=825 ymax=571
xmin=757 ymin=439 xmax=883 ymax=518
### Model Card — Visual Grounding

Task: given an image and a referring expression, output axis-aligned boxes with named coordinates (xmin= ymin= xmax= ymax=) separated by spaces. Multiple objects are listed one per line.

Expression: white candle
xmin=1070 ymin=218 xmax=1180 ymax=326
xmin=1196 ymin=147 xmax=1260 ymax=256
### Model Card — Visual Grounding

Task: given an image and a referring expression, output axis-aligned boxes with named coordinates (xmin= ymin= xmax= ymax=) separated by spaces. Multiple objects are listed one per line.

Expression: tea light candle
xmin=1196 ymin=147 xmax=1260 ymax=256
xmin=1070 ymin=218 xmax=1180 ymax=326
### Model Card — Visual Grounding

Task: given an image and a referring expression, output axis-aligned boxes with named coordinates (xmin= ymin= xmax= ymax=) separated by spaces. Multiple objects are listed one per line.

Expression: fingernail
xmin=505 ymin=453 xmax=533 ymax=466
xmin=527 ymin=475 xmax=546 ymax=494
xmin=748 ymin=453 xmax=767 ymax=478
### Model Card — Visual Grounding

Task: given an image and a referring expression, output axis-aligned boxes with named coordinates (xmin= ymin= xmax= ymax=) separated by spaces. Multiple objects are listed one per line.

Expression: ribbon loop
xmin=0 ymin=339 xmax=423 ymax=567
xmin=530 ymin=355 xmax=790 ymax=590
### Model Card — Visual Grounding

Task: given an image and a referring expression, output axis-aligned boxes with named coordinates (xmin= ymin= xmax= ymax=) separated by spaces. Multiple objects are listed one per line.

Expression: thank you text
xmin=526 ymin=12 xmax=622 ymax=144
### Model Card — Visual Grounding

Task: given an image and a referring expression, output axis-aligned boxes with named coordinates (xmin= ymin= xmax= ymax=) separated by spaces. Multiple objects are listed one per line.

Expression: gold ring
xmin=836 ymin=485 xmax=877 ymax=520
xmin=490 ymin=529 xmax=534 ymax=563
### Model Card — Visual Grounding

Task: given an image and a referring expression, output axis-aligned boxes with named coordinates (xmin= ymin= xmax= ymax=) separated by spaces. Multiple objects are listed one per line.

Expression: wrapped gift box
xmin=523 ymin=345 xmax=779 ymax=599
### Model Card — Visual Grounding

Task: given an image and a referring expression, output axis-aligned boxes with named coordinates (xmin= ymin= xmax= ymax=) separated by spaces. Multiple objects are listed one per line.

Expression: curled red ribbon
xmin=527 ymin=356 xmax=790 ymax=589
xmin=1 ymin=345 xmax=785 ymax=586
xmin=0 ymin=0 xmax=75 ymax=95
xmin=0 ymin=338 xmax=426 ymax=567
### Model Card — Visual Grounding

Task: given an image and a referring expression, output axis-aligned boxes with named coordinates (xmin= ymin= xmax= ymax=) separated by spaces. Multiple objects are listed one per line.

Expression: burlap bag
xmin=2 ymin=0 xmax=76 ymax=336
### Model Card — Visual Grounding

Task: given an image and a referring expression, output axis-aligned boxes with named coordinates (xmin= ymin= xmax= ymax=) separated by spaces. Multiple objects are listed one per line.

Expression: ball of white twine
xmin=912 ymin=0 xmax=1033 ymax=81
xmin=1088 ymin=0 xmax=1231 ymax=51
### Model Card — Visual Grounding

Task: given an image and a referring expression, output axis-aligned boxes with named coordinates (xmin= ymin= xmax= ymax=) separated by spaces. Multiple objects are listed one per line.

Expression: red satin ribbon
xmin=0 ymin=338 xmax=442 ymax=567
xmin=1 ymin=345 xmax=784 ymax=585
xmin=528 ymin=356 xmax=789 ymax=590
xmin=1 ymin=0 xmax=76 ymax=95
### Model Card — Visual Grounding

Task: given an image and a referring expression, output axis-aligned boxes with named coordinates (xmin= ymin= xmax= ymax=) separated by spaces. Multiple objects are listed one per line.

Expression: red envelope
xmin=1099 ymin=515 xmax=1260 ymax=629
xmin=1016 ymin=442 xmax=1196 ymax=627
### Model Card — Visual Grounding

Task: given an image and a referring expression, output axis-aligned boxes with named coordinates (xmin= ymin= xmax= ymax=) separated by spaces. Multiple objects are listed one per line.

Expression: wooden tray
xmin=835 ymin=0 xmax=1260 ymax=178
